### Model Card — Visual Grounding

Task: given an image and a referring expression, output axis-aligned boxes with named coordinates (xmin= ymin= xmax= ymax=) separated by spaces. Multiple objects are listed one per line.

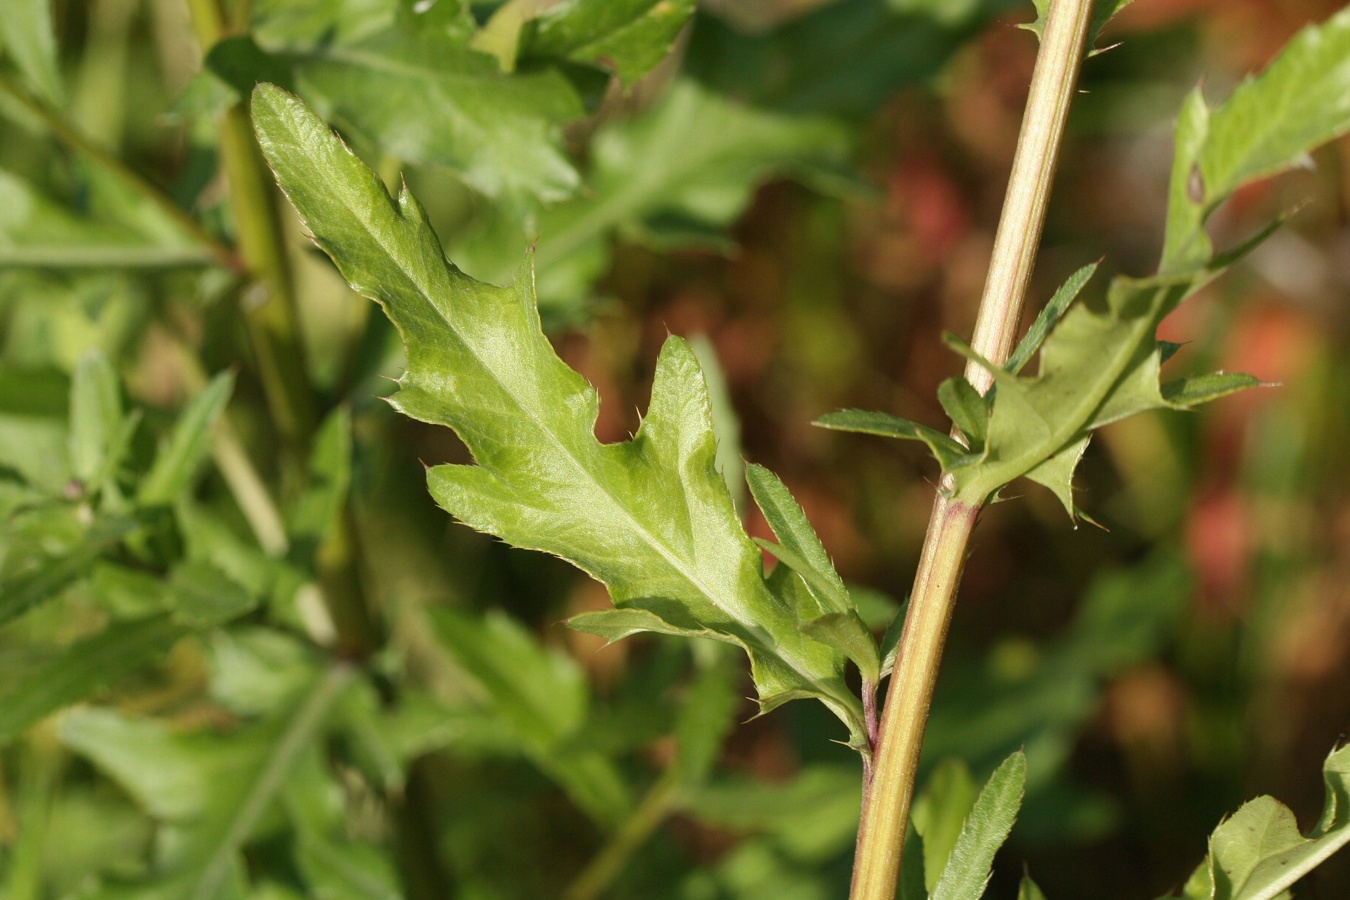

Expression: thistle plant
xmin=4 ymin=0 xmax=1350 ymax=896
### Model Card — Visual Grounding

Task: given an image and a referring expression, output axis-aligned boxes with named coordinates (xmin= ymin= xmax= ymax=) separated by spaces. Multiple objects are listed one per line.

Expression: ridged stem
xmin=849 ymin=2 xmax=1094 ymax=897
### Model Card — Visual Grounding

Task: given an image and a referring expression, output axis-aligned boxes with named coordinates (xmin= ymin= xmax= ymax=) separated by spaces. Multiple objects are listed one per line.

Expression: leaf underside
xmin=250 ymin=85 xmax=870 ymax=749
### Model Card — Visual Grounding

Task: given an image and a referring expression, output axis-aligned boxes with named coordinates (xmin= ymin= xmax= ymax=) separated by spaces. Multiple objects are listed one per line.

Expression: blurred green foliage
xmin=1 ymin=1 xmax=1349 ymax=898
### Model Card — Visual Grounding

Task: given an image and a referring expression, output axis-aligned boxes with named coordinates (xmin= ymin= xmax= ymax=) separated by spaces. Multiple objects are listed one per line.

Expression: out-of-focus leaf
xmin=433 ymin=608 xmax=587 ymax=752
xmin=68 ymin=350 xmax=129 ymax=491
xmin=0 ymin=169 xmax=212 ymax=268
xmin=0 ymin=0 xmax=63 ymax=105
xmin=673 ymin=650 xmax=740 ymax=789
xmin=0 ymin=514 xmax=140 ymax=626
xmin=59 ymin=666 xmax=355 ymax=899
xmin=223 ymin=15 xmax=590 ymax=204
xmin=931 ymin=751 xmax=1026 ymax=900
xmin=1172 ymin=744 xmax=1350 ymax=900
xmin=0 ymin=614 xmax=185 ymax=743
xmin=1162 ymin=7 xmax=1350 ymax=272
xmin=1020 ymin=876 xmax=1049 ymax=900
xmin=207 ymin=627 xmax=318 ymax=716
xmin=687 ymin=0 xmax=1009 ymax=120
xmin=283 ymin=742 xmax=401 ymax=900
xmin=287 ymin=406 xmax=352 ymax=548
xmin=463 ymin=77 xmax=851 ymax=307
xmin=432 ymin=607 xmax=630 ymax=824
xmin=252 ymin=85 xmax=866 ymax=747
xmin=138 ymin=371 xmax=234 ymax=506
xmin=924 ymin=553 xmax=1189 ymax=772
xmin=681 ymin=765 xmax=861 ymax=861
xmin=912 ymin=759 xmax=980 ymax=894
xmin=521 ymin=0 xmax=697 ymax=86
xmin=168 ymin=561 xmax=256 ymax=628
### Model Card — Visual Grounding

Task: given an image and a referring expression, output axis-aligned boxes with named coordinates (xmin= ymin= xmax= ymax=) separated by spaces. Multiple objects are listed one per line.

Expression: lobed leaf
xmin=251 ymin=85 xmax=867 ymax=746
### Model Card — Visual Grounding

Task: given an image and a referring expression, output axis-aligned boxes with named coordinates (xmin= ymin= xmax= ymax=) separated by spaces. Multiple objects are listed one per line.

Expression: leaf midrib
xmin=316 ymin=162 xmax=845 ymax=705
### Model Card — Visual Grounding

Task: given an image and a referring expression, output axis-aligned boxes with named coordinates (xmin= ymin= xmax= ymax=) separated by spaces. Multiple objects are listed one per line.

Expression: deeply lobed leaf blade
xmin=251 ymin=85 xmax=865 ymax=745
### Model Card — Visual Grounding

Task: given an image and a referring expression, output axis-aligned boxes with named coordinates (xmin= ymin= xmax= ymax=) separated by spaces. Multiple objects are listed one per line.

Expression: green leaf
xmin=746 ymin=464 xmax=850 ymax=615
xmin=912 ymin=759 xmax=980 ymax=894
xmin=878 ymin=598 xmax=909 ymax=679
xmin=1022 ymin=432 xmax=1091 ymax=521
xmin=931 ymin=750 xmax=1027 ymax=900
xmin=462 ymin=78 xmax=850 ymax=306
xmin=942 ymin=270 xmax=1256 ymax=514
xmin=68 ymin=350 xmax=125 ymax=488
xmin=0 ymin=169 xmax=212 ymax=268
xmin=938 ymin=376 xmax=988 ymax=448
xmin=674 ymin=650 xmax=741 ymax=789
xmin=252 ymin=84 xmax=866 ymax=746
xmin=815 ymin=408 xmax=975 ymax=471
xmin=59 ymin=666 xmax=355 ymax=899
xmin=1020 ymin=876 xmax=1049 ymax=900
xmin=0 ymin=0 xmax=63 ymax=105
xmin=1161 ymin=371 xmax=1263 ymax=407
xmin=432 ymin=607 xmax=631 ymax=824
xmin=234 ymin=13 xmax=591 ymax=205
xmin=1175 ymin=744 xmax=1350 ymax=900
xmin=1162 ymin=7 xmax=1350 ymax=272
xmin=0 ymin=614 xmax=186 ymax=743
xmin=1005 ymin=262 xmax=1098 ymax=376
xmin=0 ymin=514 xmax=141 ymax=626
xmin=137 ymin=372 xmax=235 ymax=507
xmin=522 ymin=0 xmax=697 ymax=86
xmin=287 ymin=406 xmax=353 ymax=549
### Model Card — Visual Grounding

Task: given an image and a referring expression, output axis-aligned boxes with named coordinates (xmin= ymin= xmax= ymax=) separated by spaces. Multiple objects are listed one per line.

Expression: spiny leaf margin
xmin=249 ymin=84 xmax=867 ymax=749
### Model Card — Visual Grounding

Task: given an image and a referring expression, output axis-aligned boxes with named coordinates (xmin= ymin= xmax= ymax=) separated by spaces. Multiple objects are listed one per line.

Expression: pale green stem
xmin=188 ymin=0 xmax=317 ymax=454
xmin=175 ymin=346 xmax=290 ymax=556
xmin=562 ymin=768 xmax=680 ymax=900
xmin=962 ymin=0 xmax=1095 ymax=393
xmin=849 ymin=2 xmax=1094 ymax=898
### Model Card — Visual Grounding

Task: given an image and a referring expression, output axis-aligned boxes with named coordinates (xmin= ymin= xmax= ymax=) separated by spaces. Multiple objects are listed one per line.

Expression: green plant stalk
xmin=562 ymin=767 xmax=680 ymax=900
xmin=188 ymin=0 xmax=317 ymax=454
xmin=218 ymin=104 xmax=319 ymax=453
xmin=849 ymin=2 xmax=1093 ymax=897
xmin=0 ymin=74 xmax=241 ymax=273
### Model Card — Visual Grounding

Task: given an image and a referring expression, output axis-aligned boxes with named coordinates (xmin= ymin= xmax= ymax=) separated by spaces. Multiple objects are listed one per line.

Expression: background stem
xmin=849 ymin=2 xmax=1094 ymax=897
